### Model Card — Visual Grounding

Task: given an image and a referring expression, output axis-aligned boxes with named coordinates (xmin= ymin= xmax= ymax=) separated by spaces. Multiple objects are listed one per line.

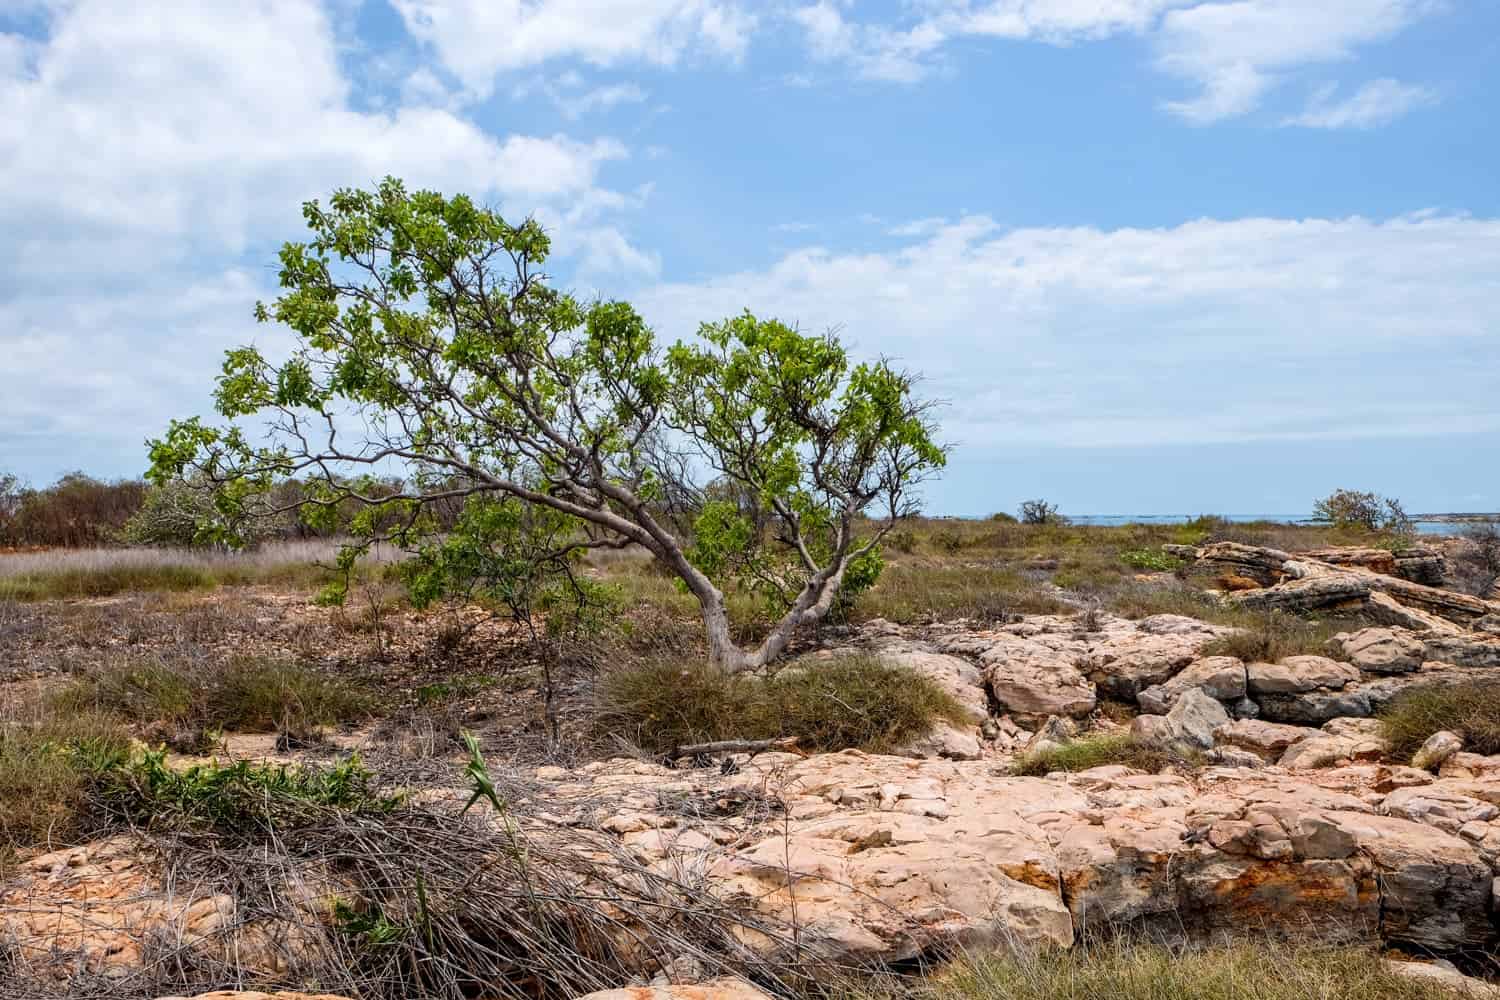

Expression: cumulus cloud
xmin=635 ymin=213 xmax=1500 ymax=450
xmin=391 ymin=0 xmax=756 ymax=97
xmin=0 ymin=0 xmax=648 ymax=477
xmin=1283 ymin=77 xmax=1438 ymax=129
xmin=788 ymin=0 xmax=1443 ymax=124
xmin=1155 ymin=0 xmax=1437 ymax=122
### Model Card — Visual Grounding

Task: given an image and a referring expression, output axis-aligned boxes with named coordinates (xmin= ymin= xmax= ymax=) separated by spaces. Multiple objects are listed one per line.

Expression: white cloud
xmin=1283 ymin=77 xmax=1438 ymax=129
xmin=788 ymin=0 xmax=1442 ymax=125
xmin=0 ymin=0 xmax=651 ymax=478
xmin=1155 ymin=0 xmax=1438 ymax=122
xmin=391 ymin=0 xmax=756 ymax=97
xmin=636 ymin=213 xmax=1500 ymax=450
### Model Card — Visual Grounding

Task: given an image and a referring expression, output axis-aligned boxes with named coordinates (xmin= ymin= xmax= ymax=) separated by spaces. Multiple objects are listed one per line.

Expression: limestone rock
xmin=1214 ymin=719 xmax=1319 ymax=759
xmin=1137 ymin=656 xmax=1245 ymax=714
xmin=1335 ymin=627 xmax=1426 ymax=674
xmin=1412 ymin=731 xmax=1464 ymax=772
xmin=1164 ymin=689 xmax=1230 ymax=750
xmin=875 ymin=647 xmax=989 ymax=724
xmin=1384 ymin=961 xmax=1500 ymax=998
xmin=1246 ymin=656 xmax=1359 ymax=695
xmin=1257 ymin=688 xmax=1372 ymax=725
xmin=573 ymin=980 xmax=774 ymax=1000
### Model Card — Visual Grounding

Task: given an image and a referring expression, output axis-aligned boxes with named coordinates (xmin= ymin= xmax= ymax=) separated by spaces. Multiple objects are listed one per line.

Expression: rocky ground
xmin=4 ymin=538 xmax=1500 ymax=1000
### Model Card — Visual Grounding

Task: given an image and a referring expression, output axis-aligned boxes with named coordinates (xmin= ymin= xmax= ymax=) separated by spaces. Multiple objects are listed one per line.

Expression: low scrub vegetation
xmin=937 ymin=939 xmax=1458 ymax=1000
xmin=0 ymin=707 xmax=132 ymax=851
xmin=1010 ymin=733 xmax=1200 ymax=776
xmin=595 ymin=655 xmax=969 ymax=755
xmin=1378 ymin=680 xmax=1500 ymax=761
xmin=54 ymin=655 xmax=374 ymax=740
xmin=1200 ymin=610 xmax=1351 ymax=662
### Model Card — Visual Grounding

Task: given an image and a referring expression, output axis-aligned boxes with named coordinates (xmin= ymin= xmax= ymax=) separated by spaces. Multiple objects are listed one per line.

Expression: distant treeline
xmin=0 ymin=472 xmax=452 ymax=549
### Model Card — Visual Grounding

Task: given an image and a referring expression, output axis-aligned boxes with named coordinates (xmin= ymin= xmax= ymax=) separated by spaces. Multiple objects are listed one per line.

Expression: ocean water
xmin=1060 ymin=514 xmax=1461 ymax=537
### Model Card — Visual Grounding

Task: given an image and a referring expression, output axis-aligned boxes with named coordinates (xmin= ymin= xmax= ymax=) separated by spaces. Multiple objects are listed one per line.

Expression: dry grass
xmin=0 ymin=699 xmax=132 ymax=852
xmin=594 ymin=655 xmax=970 ymax=755
xmin=0 ymin=539 xmax=402 ymax=600
xmin=52 ymin=655 xmax=376 ymax=742
xmin=1199 ymin=610 xmax=1352 ymax=662
xmin=1009 ymin=733 xmax=1201 ymax=777
xmin=853 ymin=562 xmax=1070 ymax=624
xmin=1378 ymin=680 xmax=1500 ymax=761
xmin=935 ymin=938 xmax=1460 ymax=1000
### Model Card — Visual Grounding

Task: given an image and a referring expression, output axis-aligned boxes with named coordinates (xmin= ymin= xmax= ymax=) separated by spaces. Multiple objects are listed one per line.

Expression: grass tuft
xmin=1199 ymin=610 xmax=1349 ymax=662
xmin=937 ymin=939 xmax=1461 ymax=1000
xmin=1010 ymin=733 xmax=1201 ymax=777
xmin=595 ymin=655 xmax=970 ymax=755
xmin=0 ymin=708 xmax=133 ymax=851
xmin=53 ymin=655 xmax=375 ymax=738
xmin=1377 ymin=680 xmax=1500 ymax=761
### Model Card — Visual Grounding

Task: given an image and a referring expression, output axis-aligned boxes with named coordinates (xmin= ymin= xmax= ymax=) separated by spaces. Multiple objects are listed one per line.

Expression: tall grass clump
xmin=1199 ymin=610 xmax=1350 ymax=662
xmin=937 ymin=939 xmax=1458 ymax=1000
xmin=1378 ymin=680 xmax=1500 ymax=761
xmin=0 ymin=708 xmax=132 ymax=851
xmin=596 ymin=655 xmax=969 ymax=755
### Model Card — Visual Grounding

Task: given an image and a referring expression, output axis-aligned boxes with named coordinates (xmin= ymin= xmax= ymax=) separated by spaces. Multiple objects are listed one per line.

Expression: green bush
xmin=96 ymin=750 xmax=398 ymax=835
xmin=1119 ymin=548 xmax=1186 ymax=572
xmin=1378 ymin=680 xmax=1500 ymax=761
xmin=596 ymin=655 xmax=969 ymax=755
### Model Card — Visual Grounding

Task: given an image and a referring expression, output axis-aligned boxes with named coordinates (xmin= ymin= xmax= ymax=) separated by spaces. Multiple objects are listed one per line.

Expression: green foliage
xmin=1119 ymin=547 xmax=1186 ymax=572
xmin=1313 ymin=488 xmax=1414 ymax=536
xmin=95 ymin=750 xmax=398 ymax=834
xmin=1010 ymin=734 xmax=1200 ymax=776
xmin=148 ymin=178 xmax=943 ymax=668
xmin=595 ymin=655 xmax=969 ymax=755
xmin=937 ymin=940 xmax=1457 ymax=1000
xmin=1378 ymin=681 xmax=1500 ymax=761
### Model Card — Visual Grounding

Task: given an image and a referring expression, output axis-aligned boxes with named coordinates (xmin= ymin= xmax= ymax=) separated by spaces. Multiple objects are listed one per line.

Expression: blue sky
xmin=1 ymin=0 xmax=1496 ymax=516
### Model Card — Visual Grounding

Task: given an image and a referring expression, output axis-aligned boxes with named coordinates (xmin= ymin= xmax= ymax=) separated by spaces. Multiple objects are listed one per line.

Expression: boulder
xmin=1384 ymin=961 xmax=1500 ymax=998
xmin=1214 ymin=719 xmax=1319 ymax=759
xmin=1412 ymin=731 xmax=1464 ymax=772
xmin=1246 ymin=656 xmax=1359 ymax=695
xmin=1164 ymin=689 xmax=1230 ymax=750
xmin=1137 ymin=656 xmax=1245 ymax=714
xmin=875 ymin=648 xmax=989 ymax=724
xmin=1280 ymin=731 xmax=1386 ymax=769
xmin=1335 ymin=628 xmax=1426 ymax=674
xmin=1257 ymin=688 xmax=1372 ymax=725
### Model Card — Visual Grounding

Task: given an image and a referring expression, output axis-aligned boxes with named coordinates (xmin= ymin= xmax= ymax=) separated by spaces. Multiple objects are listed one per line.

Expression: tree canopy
xmin=149 ymin=178 xmax=945 ymax=671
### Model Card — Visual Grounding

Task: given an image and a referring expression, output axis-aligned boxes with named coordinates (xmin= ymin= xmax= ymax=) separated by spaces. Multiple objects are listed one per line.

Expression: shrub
xmin=1452 ymin=522 xmax=1500 ymax=597
xmin=1378 ymin=680 xmax=1500 ymax=761
xmin=1312 ymin=489 xmax=1413 ymax=536
xmin=1119 ymin=548 xmax=1186 ymax=572
xmin=0 ymin=473 xmax=146 ymax=548
xmin=1010 ymin=733 xmax=1199 ymax=776
xmin=1019 ymin=499 xmax=1065 ymax=525
xmin=937 ymin=939 xmax=1458 ymax=1000
xmin=595 ymin=655 xmax=969 ymax=755
xmin=95 ymin=750 xmax=398 ymax=836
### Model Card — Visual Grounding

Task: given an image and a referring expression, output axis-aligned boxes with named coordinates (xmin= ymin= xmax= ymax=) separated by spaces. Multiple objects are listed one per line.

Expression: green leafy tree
xmin=1312 ymin=489 xmax=1413 ymax=537
xmin=149 ymin=178 xmax=945 ymax=672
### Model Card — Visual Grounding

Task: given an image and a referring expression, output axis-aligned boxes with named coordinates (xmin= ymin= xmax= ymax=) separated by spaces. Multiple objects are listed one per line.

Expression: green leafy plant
xmin=1119 ymin=548 xmax=1186 ymax=572
xmin=147 ymin=178 xmax=945 ymax=672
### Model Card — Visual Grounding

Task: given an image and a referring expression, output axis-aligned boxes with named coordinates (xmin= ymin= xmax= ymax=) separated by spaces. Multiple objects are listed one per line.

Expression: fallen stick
xmin=669 ymin=736 xmax=800 ymax=759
